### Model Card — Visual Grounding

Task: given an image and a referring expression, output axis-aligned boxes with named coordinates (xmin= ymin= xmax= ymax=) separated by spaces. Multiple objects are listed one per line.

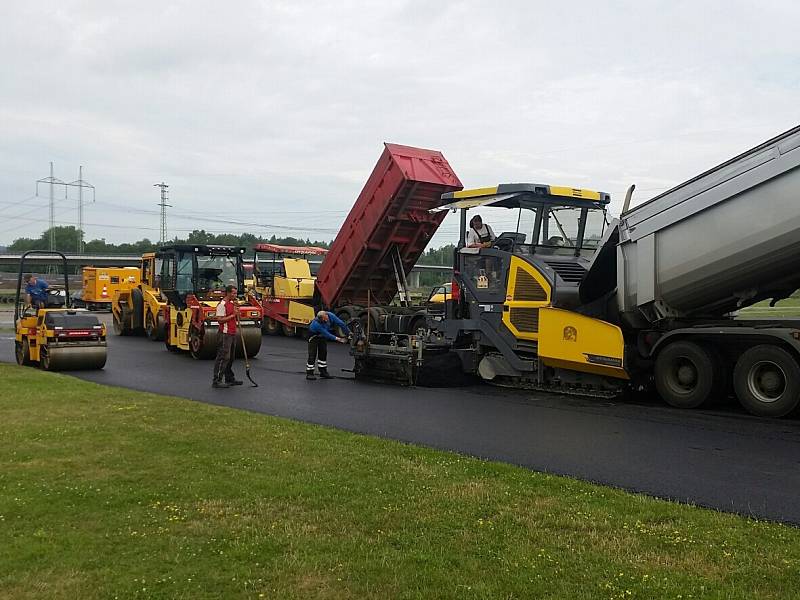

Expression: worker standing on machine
xmin=212 ymin=285 xmax=243 ymax=388
xmin=24 ymin=274 xmax=49 ymax=310
xmin=306 ymin=310 xmax=349 ymax=380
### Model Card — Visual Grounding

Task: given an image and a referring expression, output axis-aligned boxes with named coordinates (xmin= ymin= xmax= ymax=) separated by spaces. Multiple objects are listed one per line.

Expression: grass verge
xmin=1 ymin=363 xmax=798 ymax=599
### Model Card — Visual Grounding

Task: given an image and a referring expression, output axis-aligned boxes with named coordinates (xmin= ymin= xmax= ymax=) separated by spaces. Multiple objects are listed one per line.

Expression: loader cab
xmin=158 ymin=244 xmax=246 ymax=307
xmin=140 ymin=252 xmax=163 ymax=290
xmin=252 ymin=243 xmax=328 ymax=300
xmin=436 ymin=184 xmax=611 ymax=312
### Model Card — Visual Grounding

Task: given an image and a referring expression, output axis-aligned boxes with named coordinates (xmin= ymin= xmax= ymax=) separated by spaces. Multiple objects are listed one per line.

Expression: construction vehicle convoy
xmin=78 ymin=266 xmax=140 ymax=311
xmin=159 ymin=244 xmax=263 ymax=359
xmin=14 ymin=250 xmax=107 ymax=371
xmin=352 ymin=126 xmax=800 ymax=418
xmin=112 ymin=252 xmax=166 ymax=341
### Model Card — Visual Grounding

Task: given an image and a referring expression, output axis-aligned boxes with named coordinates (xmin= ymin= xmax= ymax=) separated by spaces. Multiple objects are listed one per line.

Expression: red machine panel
xmin=316 ymin=143 xmax=462 ymax=307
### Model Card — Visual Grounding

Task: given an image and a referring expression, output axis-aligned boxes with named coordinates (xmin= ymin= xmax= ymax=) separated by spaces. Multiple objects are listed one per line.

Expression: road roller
xmin=13 ymin=250 xmax=107 ymax=371
xmin=159 ymin=244 xmax=262 ymax=359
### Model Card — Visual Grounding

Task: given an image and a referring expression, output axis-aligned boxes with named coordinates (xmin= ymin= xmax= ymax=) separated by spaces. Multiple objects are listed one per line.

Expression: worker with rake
xmin=212 ymin=285 xmax=243 ymax=388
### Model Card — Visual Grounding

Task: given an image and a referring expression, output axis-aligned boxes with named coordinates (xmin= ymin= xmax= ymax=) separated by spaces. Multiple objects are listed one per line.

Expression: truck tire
xmin=654 ymin=341 xmax=715 ymax=409
xmin=733 ymin=345 xmax=800 ymax=417
xmin=281 ymin=323 xmax=297 ymax=337
xmin=336 ymin=308 xmax=353 ymax=337
xmin=408 ymin=316 xmax=426 ymax=335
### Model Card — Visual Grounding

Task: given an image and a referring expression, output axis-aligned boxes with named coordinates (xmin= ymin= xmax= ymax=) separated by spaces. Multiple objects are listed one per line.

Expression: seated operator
xmin=24 ymin=274 xmax=49 ymax=310
xmin=466 ymin=214 xmax=496 ymax=248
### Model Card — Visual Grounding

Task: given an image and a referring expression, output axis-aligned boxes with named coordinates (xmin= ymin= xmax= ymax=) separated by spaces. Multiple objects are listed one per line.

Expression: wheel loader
xmin=159 ymin=244 xmax=262 ymax=359
xmin=13 ymin=250 xmax=107 ymax=371
xmin=112 ymin=252 xmax=167 ymax=341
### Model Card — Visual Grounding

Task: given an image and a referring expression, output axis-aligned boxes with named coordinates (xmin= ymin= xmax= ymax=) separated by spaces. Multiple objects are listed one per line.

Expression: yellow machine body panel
xmin=288 ymin=300 xmax=316 ymax=326
xmin=537 ymin=307 xmax=628 ymax=380
xmin=167 ymin=306 xmax=196 ymax=351
xmin=272 ymin=258 xmax=316 ymax=299
xmin=82 ymin=267 xmax=140 ymax=303
xmin=502 ymin=256 xmax=552 ymax=341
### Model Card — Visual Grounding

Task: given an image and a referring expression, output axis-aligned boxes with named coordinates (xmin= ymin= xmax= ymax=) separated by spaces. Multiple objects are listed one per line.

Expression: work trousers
xmin=213 ymin=333 xmax=236 ymax=382
xmin=307 ymin=335 xmax=328 ymax=373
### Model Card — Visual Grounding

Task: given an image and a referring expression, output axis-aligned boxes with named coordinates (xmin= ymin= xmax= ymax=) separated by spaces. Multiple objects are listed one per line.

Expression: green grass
xmin=1 ymin=365 xmax=798 ymax=599
xmin=738 ymin=297 xmax=800 ymax=318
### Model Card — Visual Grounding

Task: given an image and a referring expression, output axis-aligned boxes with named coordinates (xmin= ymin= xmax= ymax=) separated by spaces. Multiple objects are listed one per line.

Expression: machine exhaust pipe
xmin=622 ymin=184 xmax=636 ymax=214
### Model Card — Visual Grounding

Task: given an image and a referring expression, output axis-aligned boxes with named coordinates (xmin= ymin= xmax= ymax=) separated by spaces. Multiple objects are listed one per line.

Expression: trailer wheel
xmin=733 ymin=345 xmax=800 ymax=417
xmin=654 ymin=341 xmax=715 ymax=409
xmin=263 ymin=318 xmax=281 ymax=336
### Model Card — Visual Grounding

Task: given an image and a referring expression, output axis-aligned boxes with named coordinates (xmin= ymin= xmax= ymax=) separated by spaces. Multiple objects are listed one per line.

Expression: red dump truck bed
xmin=316 ymin=143 xmax=462 ymax=307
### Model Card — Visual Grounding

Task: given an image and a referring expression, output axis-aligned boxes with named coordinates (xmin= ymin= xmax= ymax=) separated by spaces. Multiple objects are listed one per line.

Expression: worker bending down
xmin=307 ymin=310 xmax=349 ymax=380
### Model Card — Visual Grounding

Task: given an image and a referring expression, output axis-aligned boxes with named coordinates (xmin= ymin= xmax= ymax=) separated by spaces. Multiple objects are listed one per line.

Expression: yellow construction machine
xmin=112 ymin=252 xmax=167 ymax=341
xmin=160 ymin=244 xmax=262 ymax=359
xmin=252 ymin=243 xmax=327 ymax=336
xmin=14 ymin=251 xmax=107 ymax=371
xmin=79 ymin=266 xmax=140 ymax=311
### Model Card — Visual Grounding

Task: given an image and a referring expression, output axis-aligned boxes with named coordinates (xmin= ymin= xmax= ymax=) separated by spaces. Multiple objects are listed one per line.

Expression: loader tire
xmin=654 ymin=341 xmax=715 ymax=409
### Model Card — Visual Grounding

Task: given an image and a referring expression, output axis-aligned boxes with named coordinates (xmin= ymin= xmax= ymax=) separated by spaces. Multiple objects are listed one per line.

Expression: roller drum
xmin=42 ymin=344 xmax=107 ymax=371
xmin=235 ymin=326 xmax=262 ymax=358
xmin=190 ymin=327 xmax=219 ymax=360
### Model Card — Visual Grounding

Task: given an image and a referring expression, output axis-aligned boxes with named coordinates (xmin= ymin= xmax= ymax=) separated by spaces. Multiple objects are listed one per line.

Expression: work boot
xmin=306 ymin=371 xmax=317 ymax=380
xmin=319 ymin=368 xmax=334 ymax=379
xmin=227 ymin=379 xmax=244 ymax=386
xmin=212 ymin=380 xmax=230 ymax=389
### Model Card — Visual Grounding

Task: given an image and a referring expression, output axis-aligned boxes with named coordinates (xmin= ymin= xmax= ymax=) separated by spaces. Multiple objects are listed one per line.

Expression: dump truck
xmin=353 ymin=125 xmax=800 ymax=418
xmin=14 ymin=251 xmax=107 ymax=370
xmin=112 ymin=252 xmax=167 ymax=341
xmin=159 ymin=244 xmax=262 ymax=359
xmin=259 ymin=143 xmax=462 ymax=336
xmin=79 ymin=266 xmax=140 ymax=311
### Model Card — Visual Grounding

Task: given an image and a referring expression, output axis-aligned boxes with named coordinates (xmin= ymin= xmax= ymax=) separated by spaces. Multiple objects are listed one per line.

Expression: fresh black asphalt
xmin=3 ymin=328 xmax=800 ymax=525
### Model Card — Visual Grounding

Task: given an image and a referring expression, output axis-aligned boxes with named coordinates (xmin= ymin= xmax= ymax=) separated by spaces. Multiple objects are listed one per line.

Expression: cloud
xmin=0 ymin=0 xmax=798 ymax=247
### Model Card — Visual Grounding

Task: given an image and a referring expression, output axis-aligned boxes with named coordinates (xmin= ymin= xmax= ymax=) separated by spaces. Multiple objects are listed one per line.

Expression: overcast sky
xmin=1 ymin=1 xmax=798 ymax=249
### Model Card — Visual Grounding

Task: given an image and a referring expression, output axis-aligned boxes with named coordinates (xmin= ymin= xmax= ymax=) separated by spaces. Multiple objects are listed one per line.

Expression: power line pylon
xmin=35 ymin=162 xmax=66 ymax=253
xmin=67 ymin=166 xmax=95 ymax=254
xmin=154 ymin=182 xmax=171 ymax=244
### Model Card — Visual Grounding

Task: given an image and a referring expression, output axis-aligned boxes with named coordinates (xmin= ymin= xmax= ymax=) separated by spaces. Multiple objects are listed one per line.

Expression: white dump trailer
xmin=584 ymin=125 xmax=800 ymax=416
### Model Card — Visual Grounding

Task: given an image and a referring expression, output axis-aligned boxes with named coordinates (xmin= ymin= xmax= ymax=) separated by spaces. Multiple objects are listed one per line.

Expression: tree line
xmin=8 ymin=226 xmax=330 ymax=255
